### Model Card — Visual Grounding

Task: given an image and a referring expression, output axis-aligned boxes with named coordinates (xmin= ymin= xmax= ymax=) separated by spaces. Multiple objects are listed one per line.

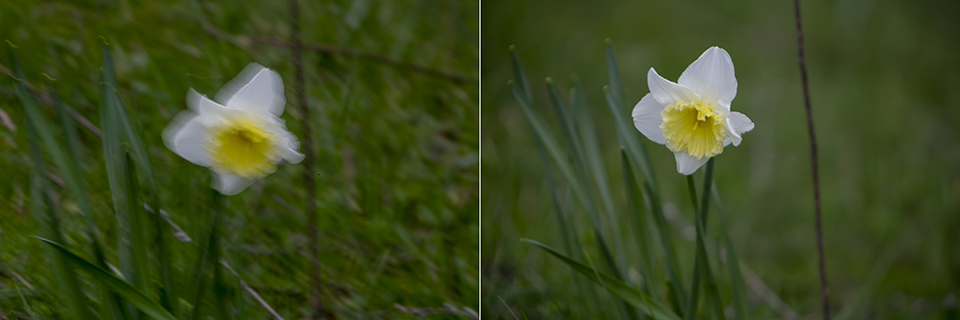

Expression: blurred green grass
xmin=482 ymin=0 xmax=960 ymax=318
xmin=0 ymin=0 xmax=478 ymax=319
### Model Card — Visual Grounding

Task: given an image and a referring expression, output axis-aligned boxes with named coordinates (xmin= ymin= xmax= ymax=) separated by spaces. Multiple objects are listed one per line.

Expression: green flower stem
xmin=682 ymin=159 xmax=724 ymax=320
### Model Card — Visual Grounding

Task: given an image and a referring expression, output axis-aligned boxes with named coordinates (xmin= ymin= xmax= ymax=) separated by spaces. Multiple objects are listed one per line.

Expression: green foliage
xmin=0 ymin=0 xmax=477 ymax=319
xmin=39 ymin=237 xmax=177 ymax=320
xmin=507 ymin=44 xmax=739 ymax=319
xmin=521 ymin=239 xmax=681 ymax=320
xmin=11 ymin=48 xmax=93 ymax=320
xmin=483 ymin=0 xmax=960 ymax=318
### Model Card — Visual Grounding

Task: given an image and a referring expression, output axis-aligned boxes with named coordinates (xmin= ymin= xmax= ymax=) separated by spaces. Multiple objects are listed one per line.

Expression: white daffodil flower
xmin=632 ymin=47 xmax=754 ymax=175
xmin=163 ymin=63 xmax=305 ymax=195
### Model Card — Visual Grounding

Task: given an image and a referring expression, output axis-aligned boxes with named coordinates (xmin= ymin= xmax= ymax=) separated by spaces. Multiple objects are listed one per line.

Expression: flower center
xmin=211 ymin=118 xmax=278 ymax=178
xmin=660 ymin=101 xmax=727 ymax=160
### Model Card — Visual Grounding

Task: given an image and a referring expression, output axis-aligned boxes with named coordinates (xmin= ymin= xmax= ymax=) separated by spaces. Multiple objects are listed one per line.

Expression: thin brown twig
xmin=220 ymin=260 xmax=285 ymax=320
xmin=0 ymin=63 xmax=101 ymax=137
xmin=196 ymin=17 xmax=474 ymax=84
xmin=739 ymin=262 xmax=802 ymax=320
xmin=145 ymin=204 xmax=285 ymax=318
xmin=793 ymin=0 xmax=831 ymax=319
xmin=394 ymin=303 xmax=479 ymax=319
xmin=287 ymin=1 xmax=328 ymax=319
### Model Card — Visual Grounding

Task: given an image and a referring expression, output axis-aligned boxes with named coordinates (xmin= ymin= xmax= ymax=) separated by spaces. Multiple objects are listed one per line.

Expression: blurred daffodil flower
xmin=163 ymin=63 xmax=304 ymax=195
xmin=632 ymin=47 xmax=754 ymax=175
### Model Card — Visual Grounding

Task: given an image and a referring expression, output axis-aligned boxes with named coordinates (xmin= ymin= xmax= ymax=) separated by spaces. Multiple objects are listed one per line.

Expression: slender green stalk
xmin=686 ymin=176 xmax=699 ymax=213
xmin=682 ymin=159 xmax=724 ymax=320
xmin=212 ymin=210 xmax=231 ymax=320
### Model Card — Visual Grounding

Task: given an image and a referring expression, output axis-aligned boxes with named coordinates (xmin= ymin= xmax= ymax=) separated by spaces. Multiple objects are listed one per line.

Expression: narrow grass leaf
xmin=11 ymin=49 xmax=93 ymax=320
xmin=37 ymin=238 xmax=177 ymax=320
xmin=188 ymin=190 xmax=223 ymax=320
xmin=711 ymin=188 xmax=748 ymax=320
xmin=565 ymin=188 xmax=609 ymax=318
xmin=546 ymin=80 xmax=628 ymax=282
xmin=534 ymin=122 xmax=605 ymax=317
xmin=511 ymin=47 xmax=633 ymax=318
xmin=100 ymin=44 xmax=144 ymax=320
xmin=104 ymin=44 xmax=174 ymax=312
xmin=509 ymin=53 xmax=623 ymax=285
xmin=603 ymin=43 xmax=656 ymax=186
xmin=510 ymin=82 xmax=622 ymax=277
xmin=602 ymin=44 xmax=687 ymax=307
xmin=101 ymin=44 xmax=173 ymax=314
xmin=620 ymin=148 xmax=660 ymax=300
xmin=509 ymin=46 xmax=533 ymax=104
xmin=522 ymin=239 xmax=682 ymax=320
xmin=16 ymin=285 xmax=40 ymax=320
xmin=499 ymin=296 xmax=521 ymax=320
xmin=604 ymin=39 xmax=625 ymax=108
xmin=47 ymin=82 xmax=127 ymax=320
xmin=122 ymin=153 xmax=152 ymax=294
xmin=833 ymin=241 xmax=898 ymax=320
xmin=570 ymin=82 xmax=624 ymax=271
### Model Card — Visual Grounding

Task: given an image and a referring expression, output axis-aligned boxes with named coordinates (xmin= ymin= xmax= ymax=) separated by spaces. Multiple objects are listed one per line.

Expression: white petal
xmin=724 ymin=111 xmax=754 ymax=146
xmin=631 ymin=93 xmax=666 ymax=145
xmin=678 ymin=47 xmax=737 ymax=105
xmin=279 ymin=131 xmax=305 ymax=164
xmin=674 ymin=152 xmax=709 ymax=175
xmin=213 ymin=172 xmax=255 ymax=196
xmin=187 ymin=89 xmax=230 ymax=119
xmin=257 ymin=116 xmax=305 ymax=164
xmin=647 ymin=68 xmax=699 ymax=106
xmin=164 ymin=113 xmax=213 ymax=167
xmin=216 ymin=63 xmax=286 ymax=117
xmin=729 ymin=111 xmax=754 ymax=134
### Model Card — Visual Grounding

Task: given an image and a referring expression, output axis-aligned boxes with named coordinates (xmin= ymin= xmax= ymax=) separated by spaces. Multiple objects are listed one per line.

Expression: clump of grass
xmin=508 ymin=43 xmax=750 ymax=320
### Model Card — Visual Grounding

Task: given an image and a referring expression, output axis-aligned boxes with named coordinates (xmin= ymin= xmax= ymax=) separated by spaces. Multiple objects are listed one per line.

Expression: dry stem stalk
xmin=287 ymin=1 xmax=328 ymax=319
xmin=792 ymin=0 xmax=831 ymax=318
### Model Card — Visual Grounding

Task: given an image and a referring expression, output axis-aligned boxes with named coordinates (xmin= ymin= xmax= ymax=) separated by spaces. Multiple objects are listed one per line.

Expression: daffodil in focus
xmin=163 ymin=63 xmax=305 ymax=195
xmin=632 ymin=46 xmax=754 ymax=175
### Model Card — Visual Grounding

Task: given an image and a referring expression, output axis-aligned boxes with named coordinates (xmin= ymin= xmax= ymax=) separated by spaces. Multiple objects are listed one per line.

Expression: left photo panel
xmin=0 ymin=1 xmax=478 ymax=319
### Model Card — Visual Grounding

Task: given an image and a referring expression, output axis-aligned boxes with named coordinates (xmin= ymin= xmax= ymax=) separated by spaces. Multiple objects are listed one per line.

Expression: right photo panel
xmin=482 ymin=0 xmax=960 ymax=318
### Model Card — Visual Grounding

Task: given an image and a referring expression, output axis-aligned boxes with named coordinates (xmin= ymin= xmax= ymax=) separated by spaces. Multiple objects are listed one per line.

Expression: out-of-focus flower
xmin=632 ymin=46 xmax=754 ymax=175
xmin=163 ymin=63 xmax=304 ymax=195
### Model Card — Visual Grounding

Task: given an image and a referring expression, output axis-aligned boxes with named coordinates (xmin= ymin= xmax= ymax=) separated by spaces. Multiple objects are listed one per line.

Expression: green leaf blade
xmin=38 ymin=238 xmax=177 ymax=320
xmin=11 ymin=48 xmax=93 ymax=320
xmin=522 ymin=239 xmax=682 ymax=320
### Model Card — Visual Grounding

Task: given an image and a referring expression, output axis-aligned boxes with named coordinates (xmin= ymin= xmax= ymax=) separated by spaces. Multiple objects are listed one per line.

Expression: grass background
xmin=0 ymin=0 xmax=478 ymax=319
xmin=481 ymin=0 xmax=960 ymax=318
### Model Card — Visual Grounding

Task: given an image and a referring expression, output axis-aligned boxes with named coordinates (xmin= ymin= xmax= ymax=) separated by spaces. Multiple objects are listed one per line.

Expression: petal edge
xmin=632 ymin=93 xmax=666 ymax=145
